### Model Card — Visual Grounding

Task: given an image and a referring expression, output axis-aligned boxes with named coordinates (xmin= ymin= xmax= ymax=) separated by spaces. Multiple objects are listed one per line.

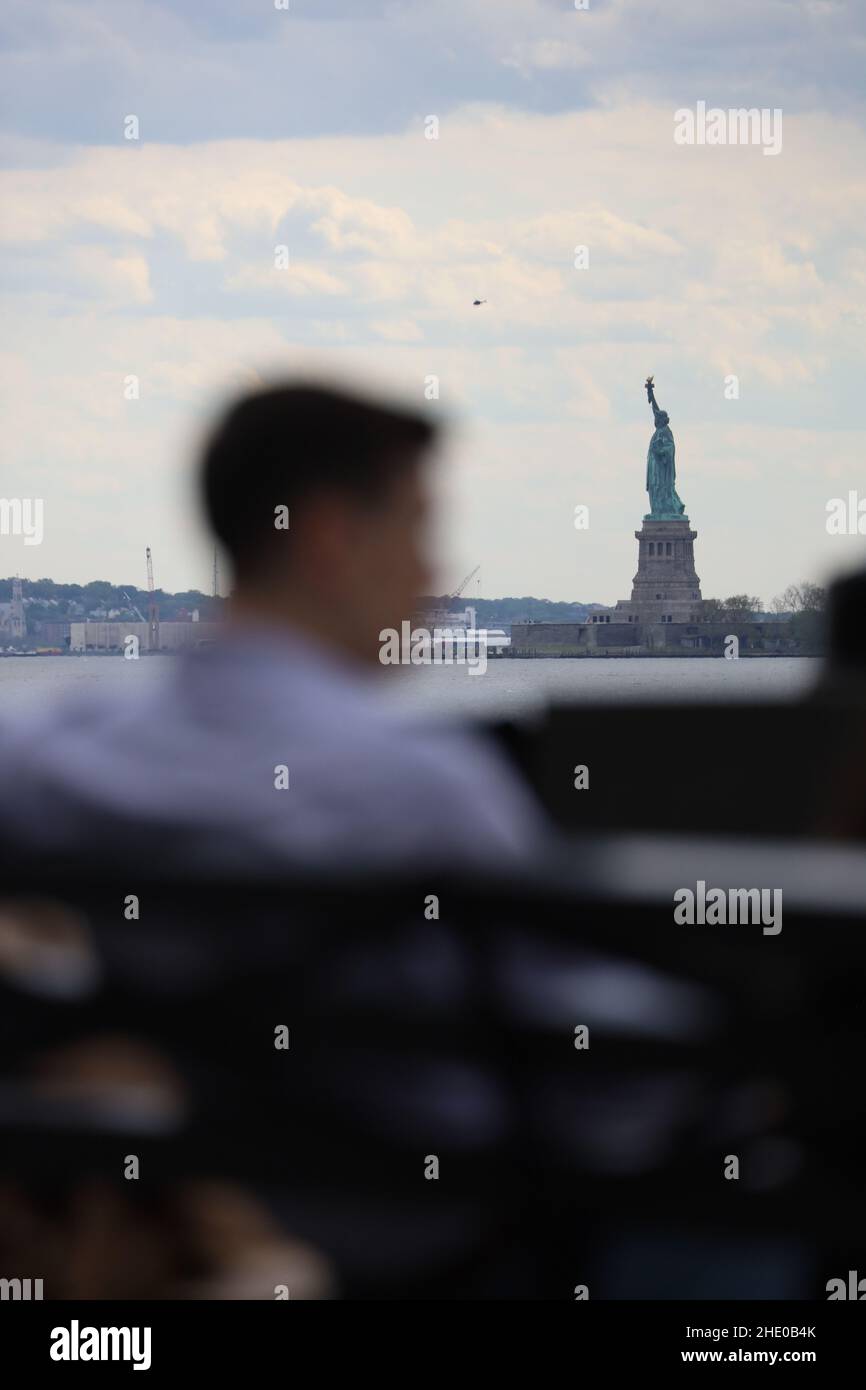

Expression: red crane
xmin=146 ymin=546 xmax=160 ymax=651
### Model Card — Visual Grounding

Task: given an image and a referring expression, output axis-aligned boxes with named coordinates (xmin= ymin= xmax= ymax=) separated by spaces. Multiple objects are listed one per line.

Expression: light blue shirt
xmin=0 ymin=624 xmax=544 ymax=873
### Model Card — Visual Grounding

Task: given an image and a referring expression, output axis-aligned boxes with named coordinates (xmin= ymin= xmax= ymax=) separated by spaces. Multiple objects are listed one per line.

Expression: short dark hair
xmin=201 ymin=382 xmax=437 ymax=575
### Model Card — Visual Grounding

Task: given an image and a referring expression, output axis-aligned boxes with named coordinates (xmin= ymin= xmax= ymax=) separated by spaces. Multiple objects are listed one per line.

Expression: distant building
xmin=69 ymin=621 xmax=222 ymax=652
xmin=0 ymin=578 xmax=25 ymax=641
xmin=414 ymin=604 xmax=510 ymax=655
xmin=510 ymin=617 xmax=798 ymax=657
xmin=31 ymin=621 xmax=71 ymax=647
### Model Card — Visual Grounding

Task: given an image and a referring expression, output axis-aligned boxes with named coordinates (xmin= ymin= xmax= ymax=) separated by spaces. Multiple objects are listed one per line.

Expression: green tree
xmin=700 ymin=598 xmax=725 ymax=621
xmin=722 ymin=594 xmax=762 ymax=621
xmin=772 ymin=581 xmax=826 ymax=615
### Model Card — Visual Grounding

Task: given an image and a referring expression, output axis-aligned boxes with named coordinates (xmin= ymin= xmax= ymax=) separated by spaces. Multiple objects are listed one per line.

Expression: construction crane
xmin=145 ymin=546 xmax=160 ymax=651
xmin=121 ymin=589 xmax=146 ymax=624
xmin=450 ymin=564 xmax=480 ymax=601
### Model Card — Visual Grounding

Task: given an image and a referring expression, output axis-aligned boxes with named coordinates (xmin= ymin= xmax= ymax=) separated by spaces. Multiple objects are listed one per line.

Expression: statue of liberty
xmin=644 ymin=376 xmax=686 ymax=520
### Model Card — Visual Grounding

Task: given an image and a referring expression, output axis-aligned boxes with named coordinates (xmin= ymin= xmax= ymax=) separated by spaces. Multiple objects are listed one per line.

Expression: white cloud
xmin=2 ymin=94 xmax=865 ymax=596
xmin=370 ymin=319 xmax=424 ymax=342
xmin=225 ymin=263 xmax=349 ymax=297
xmin=70 ymin=246 xmax=153 ymax=304
xmin=503 ymin=37 xmax=591 ymax=76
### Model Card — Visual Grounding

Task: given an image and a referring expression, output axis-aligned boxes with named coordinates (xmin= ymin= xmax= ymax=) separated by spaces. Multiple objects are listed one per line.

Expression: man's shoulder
xmin=359 ymin=719 xmax=545 ymax=860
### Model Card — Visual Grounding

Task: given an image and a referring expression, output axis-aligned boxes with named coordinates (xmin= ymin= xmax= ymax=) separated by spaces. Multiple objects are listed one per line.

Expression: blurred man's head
xmin=201 ymin=383 xmax=437 ymax=662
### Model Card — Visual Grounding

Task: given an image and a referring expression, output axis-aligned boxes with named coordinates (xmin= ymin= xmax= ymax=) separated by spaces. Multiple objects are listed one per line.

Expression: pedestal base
xmin=614 ymin=517 xmax=703 ymax=625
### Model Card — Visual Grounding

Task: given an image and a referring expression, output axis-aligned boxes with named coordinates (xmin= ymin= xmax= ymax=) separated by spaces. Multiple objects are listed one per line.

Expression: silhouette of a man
xmin=0 ymin=383 xmax=544 ymax=872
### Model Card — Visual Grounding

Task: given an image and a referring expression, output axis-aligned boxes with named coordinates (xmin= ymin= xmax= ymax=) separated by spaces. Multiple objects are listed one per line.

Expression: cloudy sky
xmin=1 ymin=0 xmax=865 ymax=603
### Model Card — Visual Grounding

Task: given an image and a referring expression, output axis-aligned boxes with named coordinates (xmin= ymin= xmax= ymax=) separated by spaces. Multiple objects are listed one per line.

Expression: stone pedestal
xmin=614 ymin=517 xmax=703 ymax=625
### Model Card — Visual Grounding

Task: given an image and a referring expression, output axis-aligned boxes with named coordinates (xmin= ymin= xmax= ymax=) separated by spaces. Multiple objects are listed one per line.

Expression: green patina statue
xmin=644 ymin=376 xmax=686 ymax=520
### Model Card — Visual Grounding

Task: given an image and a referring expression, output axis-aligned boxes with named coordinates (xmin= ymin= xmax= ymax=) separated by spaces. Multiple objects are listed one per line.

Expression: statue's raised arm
xmin=645 ymin=375 xmax=664 ymax=426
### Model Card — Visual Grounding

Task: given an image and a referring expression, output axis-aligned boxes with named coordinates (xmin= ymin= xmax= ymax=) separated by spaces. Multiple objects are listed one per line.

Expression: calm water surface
xmin=0 ymin=654 xmax=822 ymax=723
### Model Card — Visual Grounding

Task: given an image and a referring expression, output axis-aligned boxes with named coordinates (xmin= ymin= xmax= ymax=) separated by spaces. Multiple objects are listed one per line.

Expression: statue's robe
xmin=647 ymin=425 xmax=685 ymax=518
